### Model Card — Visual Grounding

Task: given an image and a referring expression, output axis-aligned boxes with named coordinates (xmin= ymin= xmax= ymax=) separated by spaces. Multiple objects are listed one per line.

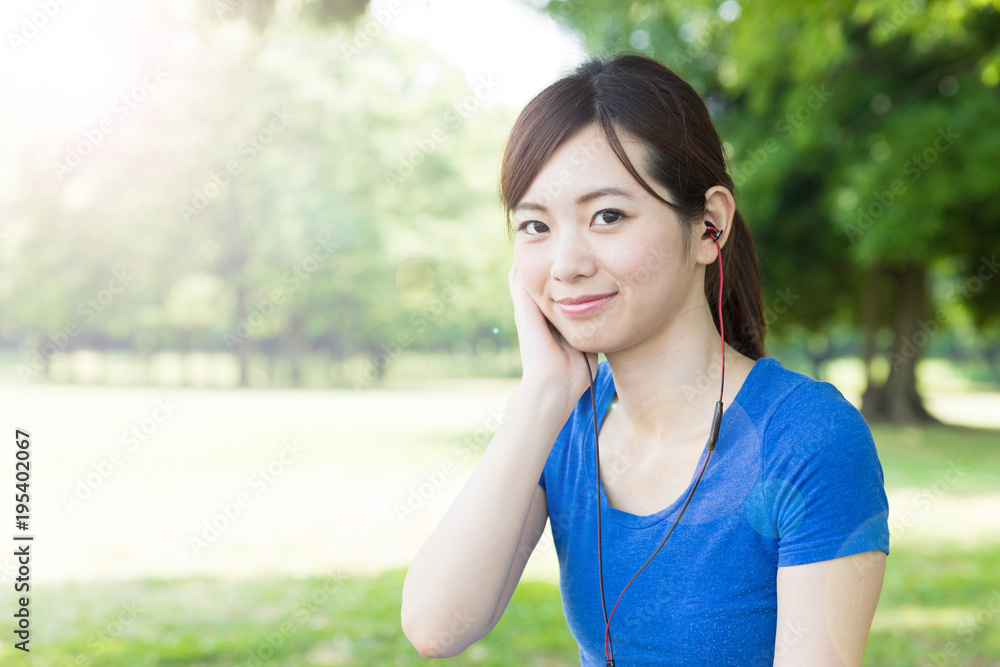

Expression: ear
xmin=695 ymin=185 xmax=736 ymax=266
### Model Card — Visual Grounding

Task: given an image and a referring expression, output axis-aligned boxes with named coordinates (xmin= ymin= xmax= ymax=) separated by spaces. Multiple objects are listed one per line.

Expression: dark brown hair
xmin=499 ymin=52 xmax=766 ymax=360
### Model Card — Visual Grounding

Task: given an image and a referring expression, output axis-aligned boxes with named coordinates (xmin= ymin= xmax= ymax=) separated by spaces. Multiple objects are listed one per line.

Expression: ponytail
xmin=707 ymin=209 xmax=766 ymax=359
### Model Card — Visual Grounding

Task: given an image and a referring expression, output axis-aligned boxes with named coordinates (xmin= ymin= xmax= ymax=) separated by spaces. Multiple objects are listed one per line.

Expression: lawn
xmin=0 ymin=363 xmax=996 ymax=666
xmin=10 ymin=539 xmax=1000 ymax=666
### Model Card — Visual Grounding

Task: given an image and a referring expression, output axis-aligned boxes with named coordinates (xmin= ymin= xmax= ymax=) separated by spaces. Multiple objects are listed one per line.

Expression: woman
xmin=401 ymin=52 xmax=889 ymax=666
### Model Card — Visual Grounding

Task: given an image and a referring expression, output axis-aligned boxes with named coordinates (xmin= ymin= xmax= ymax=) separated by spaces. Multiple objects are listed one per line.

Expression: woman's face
xmin=512 ymin=123 xmax=706 ymax=354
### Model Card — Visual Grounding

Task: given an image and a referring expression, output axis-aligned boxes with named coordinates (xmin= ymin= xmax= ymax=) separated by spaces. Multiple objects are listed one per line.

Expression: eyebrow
xmin=512 ymin=186 xmax=637 ymax=213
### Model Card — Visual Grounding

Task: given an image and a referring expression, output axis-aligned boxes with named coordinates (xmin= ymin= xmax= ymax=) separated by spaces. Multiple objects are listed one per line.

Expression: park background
xmin=1 ymin=0 xmax=999 ymax=664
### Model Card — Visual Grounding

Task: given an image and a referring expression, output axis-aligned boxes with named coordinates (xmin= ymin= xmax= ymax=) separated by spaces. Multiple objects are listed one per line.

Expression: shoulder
xmin=749 ymin=357 xmax=871 ymax=452
xmin=747 ymin=358 xmax=884 ymax=504
xmin=549 ymin=359 xmax=615 ymax=451
xmin=743 ymin=361 xmax=890 ymax=564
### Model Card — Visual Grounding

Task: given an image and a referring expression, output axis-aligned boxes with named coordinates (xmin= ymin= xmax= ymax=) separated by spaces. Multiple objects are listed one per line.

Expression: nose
xmin=550 ymin=226 xmax=596 ymax=283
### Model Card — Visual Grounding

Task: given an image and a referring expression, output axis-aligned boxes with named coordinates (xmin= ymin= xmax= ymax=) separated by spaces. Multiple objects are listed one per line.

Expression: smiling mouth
xmin=556 ymin=293 xmax=617 ymax=316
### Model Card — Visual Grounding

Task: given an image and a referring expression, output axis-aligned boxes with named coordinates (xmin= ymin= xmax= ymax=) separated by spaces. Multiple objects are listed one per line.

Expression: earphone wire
xmin=584 ymin=353 xmax=611 ymax=660
xmin=590 ymin=231 xmax=725 ymax=665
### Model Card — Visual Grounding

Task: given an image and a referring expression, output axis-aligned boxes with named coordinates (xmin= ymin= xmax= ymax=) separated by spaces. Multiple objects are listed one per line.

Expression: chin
xmin=559 ymin=328 xmax=605 ymax=356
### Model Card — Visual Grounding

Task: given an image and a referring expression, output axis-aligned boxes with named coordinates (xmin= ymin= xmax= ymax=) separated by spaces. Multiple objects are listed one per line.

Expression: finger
xmin=546 ymin=317 xmax=562 ymax=341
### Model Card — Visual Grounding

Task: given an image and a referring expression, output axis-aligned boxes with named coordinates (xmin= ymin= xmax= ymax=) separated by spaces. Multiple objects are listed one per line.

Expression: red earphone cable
xmin=595 ymin=233 xmax=725 ymax=665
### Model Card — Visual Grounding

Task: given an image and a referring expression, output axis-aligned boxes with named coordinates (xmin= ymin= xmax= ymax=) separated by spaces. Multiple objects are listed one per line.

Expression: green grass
xmin=0 ymin=370 xmax=993 ymax=666
xmin=867 ymin=542 xmax=1000 ymax=666
xmin=10 ymin=540 xmax=1000 ymax=666
xmin=873 ymin=423 xmax=1000 ymax=494
xmin=16 ymin=570 xmax=578 ymax=666
xmin=16 ymin=422 xmax=1000 ymax=666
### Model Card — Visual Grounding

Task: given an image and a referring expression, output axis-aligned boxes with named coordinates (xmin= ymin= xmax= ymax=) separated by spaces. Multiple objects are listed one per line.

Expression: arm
xmin=774 ymin=550 xmax=886 ymax=666
xmin=400 ymin=383 xmax=570 ymax=658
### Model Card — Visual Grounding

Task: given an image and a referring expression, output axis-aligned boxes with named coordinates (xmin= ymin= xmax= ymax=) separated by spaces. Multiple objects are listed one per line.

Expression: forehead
xmin=517 ymin=124 xmax=650 ymax=208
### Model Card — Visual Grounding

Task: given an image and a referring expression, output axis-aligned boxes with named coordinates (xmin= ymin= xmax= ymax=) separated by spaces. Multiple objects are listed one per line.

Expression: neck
xmin=604 ymin=298 xmax=727 ymax=445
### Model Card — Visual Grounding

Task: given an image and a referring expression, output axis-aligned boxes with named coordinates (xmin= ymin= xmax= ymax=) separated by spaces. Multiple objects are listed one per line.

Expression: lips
xmin=555 ymin=292 xmax=618 ymax=305
xmin=556 ymin=292 xmax=617 ymax=316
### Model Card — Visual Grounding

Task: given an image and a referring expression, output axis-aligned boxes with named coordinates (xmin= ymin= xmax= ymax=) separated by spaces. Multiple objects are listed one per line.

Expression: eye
xmin=515 ymin=220 xmax=548 ymax=235
xmin=594 ymin=209 xmax=626 ymax=226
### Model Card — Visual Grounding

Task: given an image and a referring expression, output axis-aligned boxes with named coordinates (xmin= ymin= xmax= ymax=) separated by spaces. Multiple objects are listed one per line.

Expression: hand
xmin=507 ymin=261 xmax=600 ymax=403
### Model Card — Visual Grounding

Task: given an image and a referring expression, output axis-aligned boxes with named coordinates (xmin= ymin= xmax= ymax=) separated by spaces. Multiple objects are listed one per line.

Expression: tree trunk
xmin=181 ymin=330 xmax=193 ymax=387
xmin=289 ymin=311 xmax=304 ymax=387
xmin=805 ymin=335 xmax=833 ymax=381
xmin=861 ymin=263 xmax=939 ymax=423
xmin=982 ymin=342 xmax=1000 ymax=383
xmin=234 ymin=285 xmax=250 ymax=387
xmin=365 ymin=341 xmax=387 ymax=383
xmin=860 ymin=264 xmax=881 ymax=413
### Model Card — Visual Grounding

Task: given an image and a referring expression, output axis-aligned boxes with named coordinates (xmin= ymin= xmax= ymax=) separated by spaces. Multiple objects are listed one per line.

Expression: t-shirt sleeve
xmin=758 ymin=379 xmax=890 ymax=567
xmin=538 ymin=385 xmax=593 ymax=493
xmin=539 ymin=413 xmax=574 ymax=492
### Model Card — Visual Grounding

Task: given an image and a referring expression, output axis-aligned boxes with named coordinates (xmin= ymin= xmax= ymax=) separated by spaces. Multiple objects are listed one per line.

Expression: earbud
xmin=703 ymin=222 xmax=722 ymax=242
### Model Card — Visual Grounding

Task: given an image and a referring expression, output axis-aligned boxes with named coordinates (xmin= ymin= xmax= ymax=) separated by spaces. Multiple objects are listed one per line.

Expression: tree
xmin=538 ymin=0 xmax=1000 ymax=422
xmin=0 ymin=0 xmax=521 ymax=389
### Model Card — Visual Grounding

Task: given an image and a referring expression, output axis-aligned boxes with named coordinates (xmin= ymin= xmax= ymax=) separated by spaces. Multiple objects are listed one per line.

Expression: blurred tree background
xmin=1 ymin=0 xmax=998 ymax=424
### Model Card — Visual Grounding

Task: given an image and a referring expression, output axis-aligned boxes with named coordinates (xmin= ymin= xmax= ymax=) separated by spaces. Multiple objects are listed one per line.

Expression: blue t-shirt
xmin=538 ymin=357 xmax=890 ymax=666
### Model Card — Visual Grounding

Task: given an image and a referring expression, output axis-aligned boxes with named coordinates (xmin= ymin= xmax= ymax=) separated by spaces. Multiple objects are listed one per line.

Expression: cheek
xmin=514 ymin=256 xmax=549 ymax=297
xmin=619 ymin=243 xmax=674 ymax=288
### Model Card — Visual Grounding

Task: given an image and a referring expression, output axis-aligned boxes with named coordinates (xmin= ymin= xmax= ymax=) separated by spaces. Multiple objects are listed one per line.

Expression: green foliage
xmin=541 ymin=0 xmax=1000 ymax=338
xmin=0 ymin=4 xmax=520 ymax=376
xmin=2 ymin=0 xmax=998 ymax=388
